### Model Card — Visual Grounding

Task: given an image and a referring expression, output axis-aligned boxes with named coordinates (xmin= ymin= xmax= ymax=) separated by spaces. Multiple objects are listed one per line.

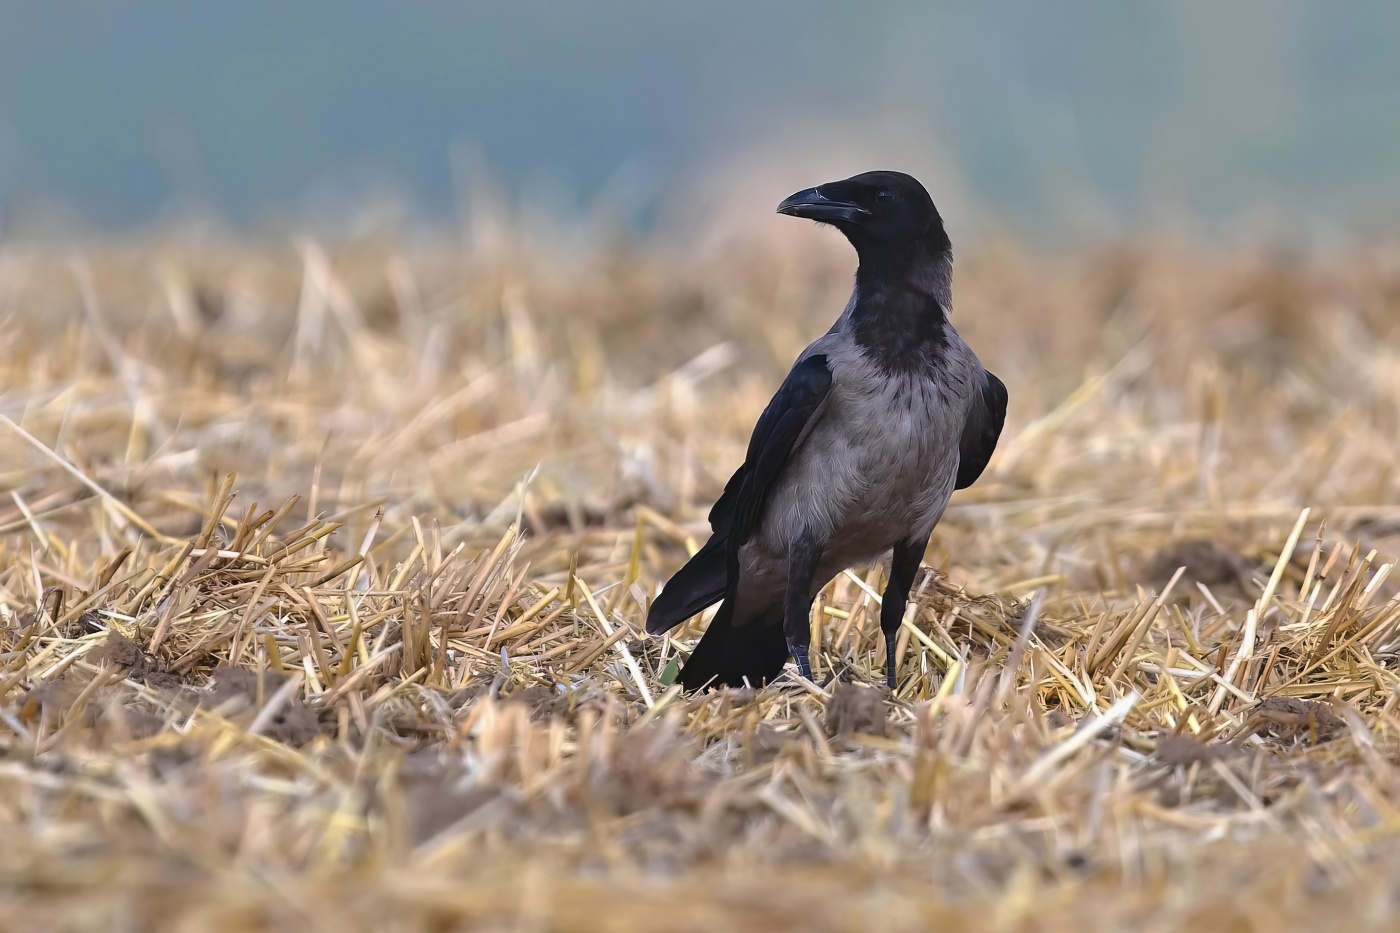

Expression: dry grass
xmin=1 ymin=228 xmax=1400 ymax=930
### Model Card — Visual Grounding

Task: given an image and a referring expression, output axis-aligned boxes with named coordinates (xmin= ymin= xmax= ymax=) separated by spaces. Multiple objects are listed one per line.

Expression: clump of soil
xmin=1251 ymin=697 xmax=1346 ymax=744
xmin=1154 ymin=733 xmax=1243 ymax=767
xmin=502 ymin=682 xmax=606 ymax=722
xmin=399 ymin=752 xmax=504 ymax=845
xmin=506 ymin=683 xmax=567 ymax=721
xmin=19 ymin=675 xmax=85 ymax=723
xmin=825 ymin=681 xmax=887 ymax=737
xmin=1145 ymin=539 xmax=1256 ymax=594
xmin=90 ymin=632 xmax=181 ymax=690
xmin=201 ymin=666 xmax=324 ymax=746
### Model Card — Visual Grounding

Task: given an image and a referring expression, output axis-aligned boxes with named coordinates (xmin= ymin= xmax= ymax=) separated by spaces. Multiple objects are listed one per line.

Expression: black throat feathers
xmin=848 ymin=236 xmax=953 ymax=375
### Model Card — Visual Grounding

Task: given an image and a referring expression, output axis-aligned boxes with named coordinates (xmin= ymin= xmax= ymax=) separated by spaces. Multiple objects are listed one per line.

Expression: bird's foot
xmin=788 ymin=641 xmax=813 ymax=682
xmin=885 ymin=640 xmax=898 ymax=691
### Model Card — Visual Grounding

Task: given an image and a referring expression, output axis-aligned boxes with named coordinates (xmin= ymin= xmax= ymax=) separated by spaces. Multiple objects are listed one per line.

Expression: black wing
xmin=706 ymin=461 xmax=744 ymax=539
xmin=645 ymin=354 xmax=832 ymax=636
xmin=643 ymin=534 xmax=727 ymax=635
xmin=723 ymin=354 xmax=833 ymax=548
xmin=955 ymin=369 xmax=1007 ymax=489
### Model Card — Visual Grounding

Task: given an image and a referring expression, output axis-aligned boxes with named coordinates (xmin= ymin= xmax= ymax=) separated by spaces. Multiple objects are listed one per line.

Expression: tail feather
xmin=677 ymin=602 xmax=788 ymax=690
xmin=646 ymin=538 xmax=727 ymax=636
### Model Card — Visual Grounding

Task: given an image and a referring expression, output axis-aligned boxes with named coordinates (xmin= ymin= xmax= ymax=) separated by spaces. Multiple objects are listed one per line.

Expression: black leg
xmin=881 ymin=534 xmax=929 ymax=689
xmin=784 ymin=530 xmax=825 ymax=681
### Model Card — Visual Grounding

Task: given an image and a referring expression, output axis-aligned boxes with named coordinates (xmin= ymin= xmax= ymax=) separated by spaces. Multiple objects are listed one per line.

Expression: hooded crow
xmin=647 ymin=171 xmax=1006 ymax=691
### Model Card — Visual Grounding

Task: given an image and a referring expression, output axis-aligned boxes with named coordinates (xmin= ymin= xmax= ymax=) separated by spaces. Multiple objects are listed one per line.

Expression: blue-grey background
xmin=1 ymin=1 xmax=1397 ymax=238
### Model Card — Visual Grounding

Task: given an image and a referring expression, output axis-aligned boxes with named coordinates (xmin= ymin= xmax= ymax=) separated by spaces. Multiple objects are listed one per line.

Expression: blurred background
xmin=1 ymin=0 xmax=1398 ymax=243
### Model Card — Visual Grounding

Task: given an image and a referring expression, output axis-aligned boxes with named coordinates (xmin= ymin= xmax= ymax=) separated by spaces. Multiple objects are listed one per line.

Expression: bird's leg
xmin=881 ymin=534 xmax=929 ymax=690
xmin=784 ymin=530 xmax=825 ymax=681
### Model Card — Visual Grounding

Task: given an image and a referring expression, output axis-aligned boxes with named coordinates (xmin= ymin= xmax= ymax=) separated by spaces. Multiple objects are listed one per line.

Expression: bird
xmin=646 ymin=170 xmax=1006 ymax=691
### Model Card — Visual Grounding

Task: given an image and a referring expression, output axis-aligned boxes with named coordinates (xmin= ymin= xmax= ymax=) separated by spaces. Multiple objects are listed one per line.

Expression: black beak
xmin=776 ymin=186 xmax=871 ymax=223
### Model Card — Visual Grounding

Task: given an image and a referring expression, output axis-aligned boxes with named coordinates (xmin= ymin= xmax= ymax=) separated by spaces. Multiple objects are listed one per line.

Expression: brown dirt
xmin=201 ymin=666 xmax=325 ymax=746
xmin=824 ymin=681 xmax=887 ymax=737
xmin=1144 ymin=539 xmax=1256 ymax=594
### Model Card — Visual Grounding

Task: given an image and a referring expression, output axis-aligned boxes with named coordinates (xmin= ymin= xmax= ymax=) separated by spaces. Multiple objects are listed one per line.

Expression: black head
xmin=776 ymin=171 xmax=948 ymax=252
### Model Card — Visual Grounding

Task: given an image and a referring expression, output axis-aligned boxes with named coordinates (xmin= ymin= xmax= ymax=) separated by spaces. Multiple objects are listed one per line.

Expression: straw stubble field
xmin=1 ymin=229 xmax=1399 ymax=930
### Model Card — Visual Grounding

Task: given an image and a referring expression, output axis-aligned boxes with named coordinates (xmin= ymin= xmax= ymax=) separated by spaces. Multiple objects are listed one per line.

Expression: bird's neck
xmin=847 ymin=239 xmax=953 ymax=372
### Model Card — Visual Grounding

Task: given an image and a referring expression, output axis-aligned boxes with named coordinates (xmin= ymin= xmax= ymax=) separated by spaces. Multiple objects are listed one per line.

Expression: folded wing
xmin=955 ymin=369 xmax=1007 ymax=489
xmin=645 ymin=354 xmax=833 ymax=635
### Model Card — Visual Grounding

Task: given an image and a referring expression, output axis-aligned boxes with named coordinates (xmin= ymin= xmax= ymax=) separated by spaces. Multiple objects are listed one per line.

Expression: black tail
xmin=677 ymin=602 xmax=788 ymax=690
xmin=646 ymin=538 xmax=728 ymax=636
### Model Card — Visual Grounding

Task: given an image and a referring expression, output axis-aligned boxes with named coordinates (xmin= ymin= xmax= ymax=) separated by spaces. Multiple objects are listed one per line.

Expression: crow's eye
xmin=875 ymin=188 xmax=896 ymax=203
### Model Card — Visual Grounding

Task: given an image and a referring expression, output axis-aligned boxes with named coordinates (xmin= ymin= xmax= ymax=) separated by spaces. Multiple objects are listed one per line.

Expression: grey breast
xmin=757 ymin=325 xmax=981 ymax=569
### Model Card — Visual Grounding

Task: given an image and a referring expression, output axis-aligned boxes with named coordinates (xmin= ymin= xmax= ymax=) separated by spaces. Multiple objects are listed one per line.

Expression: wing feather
xmin=955 ymin=370 xmax=1007 ymax=489
xmin=726 ymin=354 xmax=833 ymax=548
xmin=645 ymin=353 xmax=832 ymax=636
